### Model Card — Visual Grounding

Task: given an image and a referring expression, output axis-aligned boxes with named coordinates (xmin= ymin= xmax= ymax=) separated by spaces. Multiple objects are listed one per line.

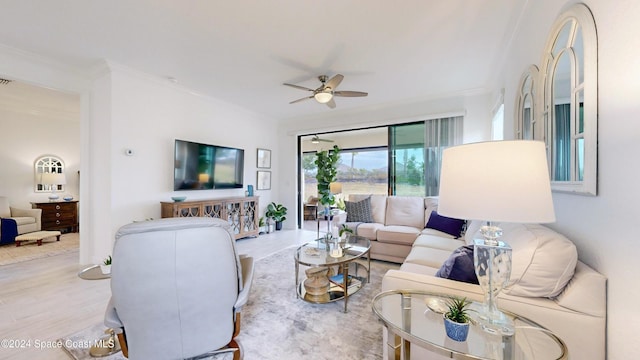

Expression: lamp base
xmin=474 ymin=238 xmax=514 ymax=336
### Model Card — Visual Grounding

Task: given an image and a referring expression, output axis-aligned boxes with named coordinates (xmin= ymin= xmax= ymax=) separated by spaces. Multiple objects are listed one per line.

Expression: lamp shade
xmin=437 ymin=140 xmax=555 ymax=223
xmin=329 ymin=182 xmax=343 ymax=194
xmin=314 ymin=91 xmax=333 ymax=104
xmin=41 ymin=172 xmax=66 ymax=185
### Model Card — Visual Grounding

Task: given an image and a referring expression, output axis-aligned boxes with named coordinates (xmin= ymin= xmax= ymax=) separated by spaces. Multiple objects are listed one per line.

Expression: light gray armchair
xmin=0 ymin=196 xmax=42 ymax=245
xmin=104 ymin=217 xmax=254 ymax=360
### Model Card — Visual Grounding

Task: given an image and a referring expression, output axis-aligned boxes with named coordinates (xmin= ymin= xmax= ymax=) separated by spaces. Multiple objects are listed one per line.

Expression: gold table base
xmin=89 ymin=328 xmax=121 ymax=357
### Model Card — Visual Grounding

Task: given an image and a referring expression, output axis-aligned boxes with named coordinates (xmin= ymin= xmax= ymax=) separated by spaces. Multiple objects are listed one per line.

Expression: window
xmin=390 ymin=116 xmax=463 ymax=196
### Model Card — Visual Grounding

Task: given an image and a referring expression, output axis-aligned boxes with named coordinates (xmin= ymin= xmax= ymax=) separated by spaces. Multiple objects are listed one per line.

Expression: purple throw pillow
xmin=435 ymin=245 xmax=479 ymax=285
xmin=425 ymin=211 xmax=466 ymax=238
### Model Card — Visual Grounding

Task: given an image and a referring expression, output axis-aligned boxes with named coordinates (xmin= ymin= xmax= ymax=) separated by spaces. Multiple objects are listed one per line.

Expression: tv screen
xmin=174 ymin=139 xmax=244 ymax=190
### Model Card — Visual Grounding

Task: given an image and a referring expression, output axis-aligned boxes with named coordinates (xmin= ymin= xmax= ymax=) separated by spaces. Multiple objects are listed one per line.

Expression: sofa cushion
xmin=435 ymin=245 xmax=479 ymax=284
xmin=425 ymin=211 xmax=466 ymax=238
xmin=399 ymin=262 xmax=438 ymax=276
xmin=385 ymin=196 xmax=425 ymax=229
xmin=501 ymin=223 xmax=578 ymax=298
xmin=404 ymin=246 xmax=453 ymax=268
xmin=11 ymin=216 xmax=36 ymax=226
xmin=376 ymin=225 xmax=421 ymax=246
xmin=353 ymin=222 xmax=385 ymax=240
xmin=349 ymin=194 xmax=387 ymax=224
xmin=464 ymin=220 xmax=484 ymax=245
xmin=424 ymin=197 xmax=439 ymax=224
xmin=413 ymin=234 xmax=465 ymax=251
xmin=345 ymin=197 xmax=374 ymax=223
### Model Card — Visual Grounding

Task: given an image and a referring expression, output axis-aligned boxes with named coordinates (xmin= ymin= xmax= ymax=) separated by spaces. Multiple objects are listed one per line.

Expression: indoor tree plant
xmin=315 ymin=145 xmax=341 ymax=213
xmin=266 ymin=202 xmax=287 ymax=230
xmin=443 ymin=297 xmax=472 ymax=342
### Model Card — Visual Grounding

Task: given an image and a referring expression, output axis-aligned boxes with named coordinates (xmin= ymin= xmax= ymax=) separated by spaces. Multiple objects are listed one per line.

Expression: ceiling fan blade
xmin=290 ymin=95 xmax=314 ymax=104
xmin=324 ymin=74 xmax=344 ymax=90
xmin=326 ymin=98 xmax=336 ymax=109
xmin=283 ymin=83 xmax=315 ymax=92
xmin=333 ymin=90 xmax=368 ymax=97
xmin=319 ymin=138 xmax=334 ymax=142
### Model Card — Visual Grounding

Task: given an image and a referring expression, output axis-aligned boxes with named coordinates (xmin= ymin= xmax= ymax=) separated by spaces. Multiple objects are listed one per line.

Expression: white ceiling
xmin=0 ymin=1 xmax=525 ymax=120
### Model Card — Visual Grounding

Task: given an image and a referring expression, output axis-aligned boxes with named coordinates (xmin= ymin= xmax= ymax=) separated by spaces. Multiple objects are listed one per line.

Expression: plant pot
xmin=275 ymin=221 xmax=283 ymax=231
xmin=100 ymin=264 xmax=111 ymax=275
xmin=443 ymin=316 xmax=470 ymax=342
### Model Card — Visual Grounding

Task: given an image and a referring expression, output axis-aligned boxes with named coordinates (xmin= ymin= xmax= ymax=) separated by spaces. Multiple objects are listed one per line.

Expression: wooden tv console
xmin=160 ymin=196 xmax=259 ymax=239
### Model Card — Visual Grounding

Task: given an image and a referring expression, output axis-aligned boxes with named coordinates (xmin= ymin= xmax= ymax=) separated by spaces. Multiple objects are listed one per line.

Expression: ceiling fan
xmin=284 ymin=74 xmax=368 ymax=109
xmin=310 ymin=135 xmax=333 ymax=144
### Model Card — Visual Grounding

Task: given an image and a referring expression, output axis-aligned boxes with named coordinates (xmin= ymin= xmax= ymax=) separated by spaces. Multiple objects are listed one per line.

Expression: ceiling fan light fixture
xmin=314 ymin=91 xmax=333 ymax=104
xmin=311 ymin=138 xmax=319 ymax=144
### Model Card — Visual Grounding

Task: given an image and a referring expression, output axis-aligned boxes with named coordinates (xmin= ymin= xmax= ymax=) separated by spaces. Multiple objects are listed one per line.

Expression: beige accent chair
xmin=104 ymin=217 xmax=254 ymax=359
xmin=0 ymin=196 xmax=42 ymax=243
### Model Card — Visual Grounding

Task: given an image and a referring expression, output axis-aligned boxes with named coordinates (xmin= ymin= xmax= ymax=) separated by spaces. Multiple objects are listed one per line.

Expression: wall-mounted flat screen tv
xmin=174 ymin=139 xmax=244 ymax=190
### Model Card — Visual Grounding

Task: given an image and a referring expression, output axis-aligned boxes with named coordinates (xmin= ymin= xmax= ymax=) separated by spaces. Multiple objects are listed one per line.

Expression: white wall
xmin=496 ymin=0 xmax=640 ymax=358
xmin=83 ymin=64 xmax=280 ymax=263
xmin=0 ymin=108 xmax=80 ymax=208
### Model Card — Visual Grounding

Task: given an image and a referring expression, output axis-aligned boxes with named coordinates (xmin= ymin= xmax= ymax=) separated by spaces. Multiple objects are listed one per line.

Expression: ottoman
xmin=14 ymin=230 xmax=62 ymax=246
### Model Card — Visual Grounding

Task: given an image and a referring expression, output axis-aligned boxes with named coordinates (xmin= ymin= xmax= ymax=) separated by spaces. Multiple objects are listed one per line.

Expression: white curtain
xmin=425 ymin=116 xmax=463 ymax=196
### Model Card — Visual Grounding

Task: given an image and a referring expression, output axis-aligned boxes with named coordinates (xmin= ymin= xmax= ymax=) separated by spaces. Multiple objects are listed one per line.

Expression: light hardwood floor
xmin=0 ymin=229 xmax=319 ymax=360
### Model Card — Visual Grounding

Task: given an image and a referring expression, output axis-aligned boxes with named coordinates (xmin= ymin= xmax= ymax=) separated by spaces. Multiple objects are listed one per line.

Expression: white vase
xmin=100 ymin=264 xmax=111 ymax=275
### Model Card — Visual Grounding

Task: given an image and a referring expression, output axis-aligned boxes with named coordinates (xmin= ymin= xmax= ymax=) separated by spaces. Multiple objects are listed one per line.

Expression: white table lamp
xmin=41 ymin=172 xmax=67 ymax=202
xmin=438 ymin=140 xmax=555 ymax=335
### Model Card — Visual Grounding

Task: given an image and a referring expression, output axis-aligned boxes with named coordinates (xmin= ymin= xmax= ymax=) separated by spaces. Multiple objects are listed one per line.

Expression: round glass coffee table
xmin=294 ymin=235 xmax=371 ymax=312
xmin=372 ymin=290 xmax=567 ymax=360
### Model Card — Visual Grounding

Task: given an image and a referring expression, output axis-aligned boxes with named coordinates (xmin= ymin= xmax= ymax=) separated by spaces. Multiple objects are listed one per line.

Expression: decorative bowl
xmin=171 ymin=196 xmax=187 ymax=202
xmin=63 ymin=196 xmax=74 ymax=201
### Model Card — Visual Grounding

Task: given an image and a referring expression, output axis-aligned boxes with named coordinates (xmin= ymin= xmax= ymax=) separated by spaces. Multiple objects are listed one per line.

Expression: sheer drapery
xmin=424 ymin=116 xmax=463 ymax=196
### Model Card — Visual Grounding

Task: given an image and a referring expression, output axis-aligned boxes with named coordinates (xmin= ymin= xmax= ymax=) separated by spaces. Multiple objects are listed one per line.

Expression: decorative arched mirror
xmin=34 ymin=155 xmax=66 ymax=193
xmin=541 ymin=3 xmax=597 ymax=195
xmin=515 ymin=65 xmax=539 ymax=140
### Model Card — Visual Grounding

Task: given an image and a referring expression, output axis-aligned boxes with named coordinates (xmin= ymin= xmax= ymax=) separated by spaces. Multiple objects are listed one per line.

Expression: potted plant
xmin=315 ymin=145 xmax=341 ymax=213
xmin=258 ymin=216 xmax=267 ymax=234
xmin=100 ymin=255 xmax=112 ymax=275
xmin=339 ymin=224 xmax=353 ymax=240
xmin=266 ymin=202 xmax=287 ymax=230
xmin=443 ymin=297 xmax=472 ymax=342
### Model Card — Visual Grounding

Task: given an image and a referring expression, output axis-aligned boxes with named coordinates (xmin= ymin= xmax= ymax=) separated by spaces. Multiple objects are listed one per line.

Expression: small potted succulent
xmin=443 ymin=297 xmax=472 ymax=342
xmin=100 ymin=255 xmax=112 ymax=275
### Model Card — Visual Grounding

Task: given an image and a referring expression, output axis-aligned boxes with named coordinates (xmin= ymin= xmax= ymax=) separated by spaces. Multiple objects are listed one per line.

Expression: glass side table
xmin=372 ymin=290 xmax=567 ymax=360
xmin=294 ymin=235 xmax=370 ymax=313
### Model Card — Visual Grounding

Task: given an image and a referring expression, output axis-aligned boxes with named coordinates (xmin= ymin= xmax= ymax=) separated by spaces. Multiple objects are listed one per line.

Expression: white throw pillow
xmin=500 ymin=223 xmax=577 ymax=298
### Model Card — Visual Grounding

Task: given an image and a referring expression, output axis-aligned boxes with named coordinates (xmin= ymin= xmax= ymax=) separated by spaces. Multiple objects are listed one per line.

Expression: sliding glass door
xmin=389 ymin=116 xmax=463 ymax=196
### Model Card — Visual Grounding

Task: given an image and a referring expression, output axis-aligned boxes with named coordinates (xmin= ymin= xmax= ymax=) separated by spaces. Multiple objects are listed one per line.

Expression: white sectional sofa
xmin=344 ymin=195 xmax=606 ymax=359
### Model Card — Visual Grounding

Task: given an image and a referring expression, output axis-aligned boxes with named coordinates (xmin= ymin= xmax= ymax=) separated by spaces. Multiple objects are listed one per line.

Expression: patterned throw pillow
xmin=345 ymin=197 xmax=374 ymax=223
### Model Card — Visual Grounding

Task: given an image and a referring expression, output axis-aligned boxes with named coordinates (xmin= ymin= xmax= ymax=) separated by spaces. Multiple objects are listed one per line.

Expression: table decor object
xmin=438 ymin=140 xmax=555 ymax=336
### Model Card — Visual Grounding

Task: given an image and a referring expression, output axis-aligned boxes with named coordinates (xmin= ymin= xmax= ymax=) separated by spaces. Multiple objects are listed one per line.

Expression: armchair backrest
xmin=0 ymin=197 xmax=10 ymax=218
xmin=110 ymin=217 xmax=242 ymax=359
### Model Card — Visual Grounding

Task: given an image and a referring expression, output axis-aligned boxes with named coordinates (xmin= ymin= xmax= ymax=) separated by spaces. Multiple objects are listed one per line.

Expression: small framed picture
xmin=257 ymin=148 xmax=271 ymax=169
xmin=257 ymin=171 xmax=271 ymax=190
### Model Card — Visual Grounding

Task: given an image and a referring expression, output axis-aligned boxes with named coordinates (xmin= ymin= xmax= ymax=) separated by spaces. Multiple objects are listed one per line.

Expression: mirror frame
xmin=540 ymin=3 xmax=597 ymax=196
xmin=515 ymin=65 xmax=539 ymax=140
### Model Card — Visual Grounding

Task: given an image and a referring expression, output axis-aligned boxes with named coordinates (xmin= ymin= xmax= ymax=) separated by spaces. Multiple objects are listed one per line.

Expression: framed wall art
xmin=257 ymin=170 xmax=271 ymax=190
xmin=257 ymin=148 xmax=271 ymax=169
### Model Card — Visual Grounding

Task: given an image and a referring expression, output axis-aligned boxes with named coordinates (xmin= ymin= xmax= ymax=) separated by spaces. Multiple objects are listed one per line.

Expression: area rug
xmin=0 ymin=232 xmax=79 ymax=265
xmin=60 ymin=246 xmax=398 ymax=359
